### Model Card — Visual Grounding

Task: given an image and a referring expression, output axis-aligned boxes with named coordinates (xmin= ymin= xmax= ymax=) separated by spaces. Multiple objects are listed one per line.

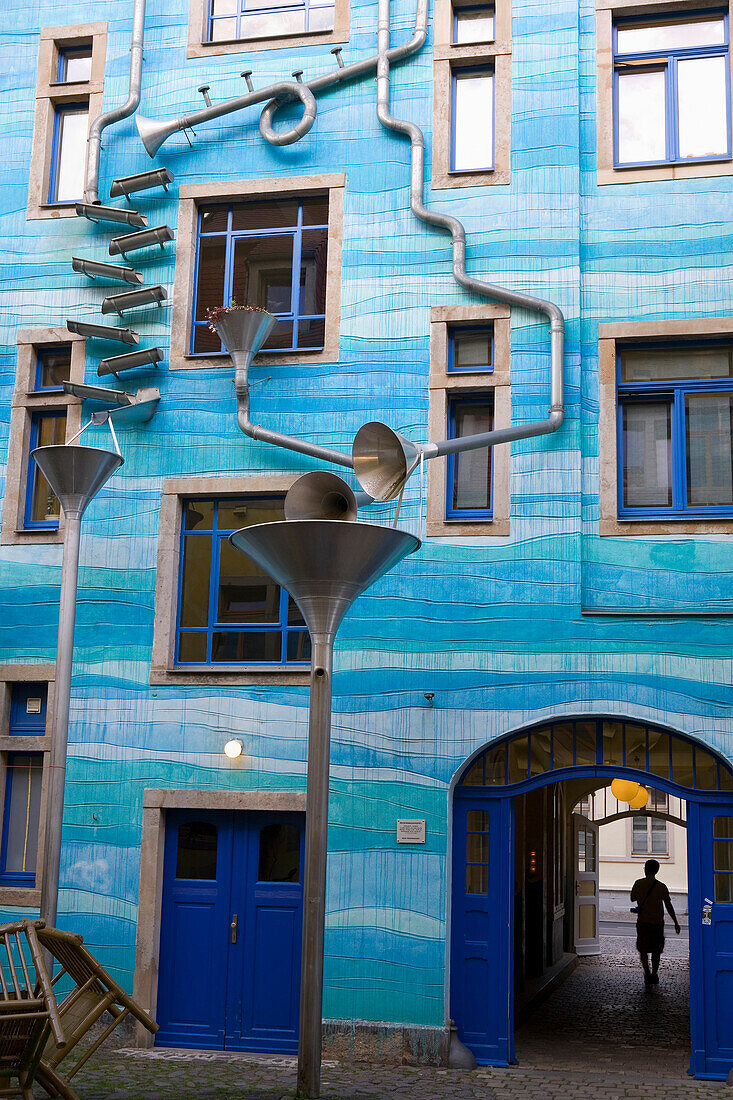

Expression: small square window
xmin=451 ymin=65 xmax=494 ymax=172
xmin=448 ymin=325 xmax=493 ymax=373
xmin=9 ymin=685 xmax=48 ymax=735
xmin=49 ymin=103 xmax=89 ymax=204
xmin=176 ymin=497 xmax=310 ymax=666
xmin=25 ymin=411 xmax=66 ymax=530
xmin=0 ymin=754 xmax=43 ymax=887
xmin=192 ymin=196 xmax=329 ymax=355
xmin=35 ymin=346 xmax=72 ymax=392
xmin=57 ymin=44 xmax=92 ymax=83
xmin=617 ymin=342 xmax=733 ymax=518
xmin=452 ymin=1 xmax=494 ymax=44
xmin=446 ymin=395 xmax=493 ymax=518
xmin=613 ymin=11 xmax=730 ymax=167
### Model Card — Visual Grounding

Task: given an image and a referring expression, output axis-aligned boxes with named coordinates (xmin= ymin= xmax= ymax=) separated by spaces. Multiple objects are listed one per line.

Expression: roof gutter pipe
xmin=85 ymin=0 xmax=146 ymax=204
xmin=375 ymin=0 xmax=564 ymax=465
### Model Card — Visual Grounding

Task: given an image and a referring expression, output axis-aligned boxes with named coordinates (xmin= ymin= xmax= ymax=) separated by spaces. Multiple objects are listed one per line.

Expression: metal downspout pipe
xmin=85 ymin=0 xmax=146 ymax=204
xmin=375 ymin=0 xmax=565 ymax=463
xmin=232 ymin=354 xmax=355 ymax=469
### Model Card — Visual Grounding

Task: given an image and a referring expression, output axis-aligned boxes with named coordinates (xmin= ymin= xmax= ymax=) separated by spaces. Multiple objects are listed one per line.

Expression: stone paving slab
xmin=40 ymin=933 xmax=723 ymax=1100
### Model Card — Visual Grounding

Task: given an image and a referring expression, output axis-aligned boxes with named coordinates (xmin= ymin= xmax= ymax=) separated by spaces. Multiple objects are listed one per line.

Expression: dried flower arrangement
xmin=206 ymin=301 xmax=272 ymax=334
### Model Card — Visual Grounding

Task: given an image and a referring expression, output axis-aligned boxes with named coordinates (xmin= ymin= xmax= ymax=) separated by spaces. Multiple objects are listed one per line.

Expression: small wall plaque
xmin=396 ymin=819 xmax=425 ymax=844
xmin=26 ymin=698 xmax=42 ymax=715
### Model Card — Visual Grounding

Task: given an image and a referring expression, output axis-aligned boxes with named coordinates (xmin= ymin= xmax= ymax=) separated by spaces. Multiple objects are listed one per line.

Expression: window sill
xmin=0 ymin=886 xmax=41 ymax=908
xmin=170 ymin=347 xmax=338 ymax=369
xmin=432 ymin=167 xmax=510 ymax=189
xmin=600 ymin=517 xmax=733 ymax=536
xmin=599 ymin=159 xmax=733 ymax=186
xmin=427 ymin=518 xmax=510 ymax=537
xmin=1 ymin=529 xmax=64 ymax=546
xmin=186 ymin=25 xmax=347 ymax=58
xmin=151 ymin=665 xmax=311 ymax=686
xmin=26 ymin=204 xmax=80 ymax=221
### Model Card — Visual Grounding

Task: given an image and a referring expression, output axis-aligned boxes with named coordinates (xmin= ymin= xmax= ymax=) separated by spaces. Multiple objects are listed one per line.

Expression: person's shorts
xmin=636 ymin=921 xmax=665 ymax=954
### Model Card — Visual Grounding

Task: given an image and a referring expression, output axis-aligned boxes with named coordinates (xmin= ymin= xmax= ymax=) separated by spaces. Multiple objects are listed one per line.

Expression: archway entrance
xmin=450 ymin=717 xmax=733 ymax=1080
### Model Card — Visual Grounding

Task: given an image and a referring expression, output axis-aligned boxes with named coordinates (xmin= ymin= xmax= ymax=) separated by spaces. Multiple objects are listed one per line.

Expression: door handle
xmin=231 ymin=914 xmax=238 ymax=944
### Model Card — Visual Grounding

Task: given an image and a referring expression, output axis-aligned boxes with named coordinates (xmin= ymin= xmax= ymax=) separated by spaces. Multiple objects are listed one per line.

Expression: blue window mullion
xmin=667 ymin=58 xmax=678 ymax=161
xmin=291 ymin=208 xmax=304 ymax=338
xmin=279 ymin=588 xmax=289 ymax=663
xmin=207 ymin=504 xmax=221 ymax=663
xmin=672 ymin=387 xmax=686 ymax=510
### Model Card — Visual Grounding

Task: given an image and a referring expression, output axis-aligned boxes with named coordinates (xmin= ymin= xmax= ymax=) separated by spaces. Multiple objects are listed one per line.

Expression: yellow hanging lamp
xmin=611 ymin=777 xmax=640 ymax=802
xmin=628 ymin=786 xmax=649 ymax=809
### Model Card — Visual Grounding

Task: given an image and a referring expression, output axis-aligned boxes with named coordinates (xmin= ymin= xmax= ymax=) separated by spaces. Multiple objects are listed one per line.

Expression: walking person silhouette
xmin=631 ymin=858 xmax=681 ymax=984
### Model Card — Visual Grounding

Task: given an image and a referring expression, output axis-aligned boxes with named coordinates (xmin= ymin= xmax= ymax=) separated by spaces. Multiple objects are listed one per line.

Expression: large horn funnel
xmin=230 ymin=520 xmax=419 ymax=638
xmin=284 ymin=472 xmax=358 ymax=522
xmin=136 ymin=114 xmax=181 ymax=158
xmin=31 ymin=445 xmax=123 ymax=520
xmin=214 ymin=309 xmax=276 ymax=372
xmin=352 ymin=421 xmax=422 ymax=501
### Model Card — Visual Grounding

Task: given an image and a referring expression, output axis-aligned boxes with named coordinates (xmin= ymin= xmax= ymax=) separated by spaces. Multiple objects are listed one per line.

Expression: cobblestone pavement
xmin=49 ymin=932 xmax=726 ymax=1100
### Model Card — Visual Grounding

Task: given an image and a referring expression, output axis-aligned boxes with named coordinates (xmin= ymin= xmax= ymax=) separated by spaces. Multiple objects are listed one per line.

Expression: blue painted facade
xmin=0 ymin=0 xmax=732 ymax=1052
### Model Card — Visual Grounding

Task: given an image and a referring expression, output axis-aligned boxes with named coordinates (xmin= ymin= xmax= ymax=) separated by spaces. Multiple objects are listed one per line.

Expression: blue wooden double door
xmin=156 ymin=810 xmax=304 ymax=1053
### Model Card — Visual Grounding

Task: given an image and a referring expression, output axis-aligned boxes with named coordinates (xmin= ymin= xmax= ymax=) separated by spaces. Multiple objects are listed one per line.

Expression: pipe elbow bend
xmin=548 ymin=407 xmax=565 ymax=431
xmin=259 ymin=84 xmax=317 ymax=147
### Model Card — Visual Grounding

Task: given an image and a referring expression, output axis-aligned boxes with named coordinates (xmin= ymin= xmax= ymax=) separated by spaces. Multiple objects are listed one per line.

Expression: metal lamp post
xmin=230 ymin=500 xmax=419 ymax=1099
xmin=31 ymin=443 xmax=124 ymax=926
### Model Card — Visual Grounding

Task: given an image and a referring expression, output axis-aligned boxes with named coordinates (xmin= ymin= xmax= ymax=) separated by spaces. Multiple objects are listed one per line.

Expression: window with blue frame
xmin=613 ymin=10 xmax=731 ymax=166
xmin=192 ymin=196 xmax=329 ymax=355
xmin=0 ymin=754 xmax=43 ymax=888
xmin=34 ymin=346 xmax=71 ymax=392
xmin=446 ymin=394 xmax=493 ymax=519
xmin=207 ymin=0 xmax=334 ymax=42
xmin=56 ymin=44 xmax=92 ymax=83
xmin=9 ymin=685 xmax=47 ymax=736
xmin=617 ymin=342 xmax=733 ymax=518
xmin=48 ymin=102 xmax=89 ymax=204
xmin=25 ymin=411 xmax=66 ymax=530
xmin=448 ymin=325 xmax=493 ymax=373
xmin=451 ymin=65 xmax=494 ymax=171
xmin=176 ymin=497 xmax=310 ymax=665
xmin=451 ymin=1 xmax=494 ymax=45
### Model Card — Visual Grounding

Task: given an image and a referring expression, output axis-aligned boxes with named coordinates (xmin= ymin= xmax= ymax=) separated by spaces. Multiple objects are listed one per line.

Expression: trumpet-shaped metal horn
xmin=213 ymin=309 xmax=276 ymax=373
xmin=284 ymin=472 xmax=358 ymax=522
xmin=136 ymin=114 xmax=181 ymax=158
xmin=352 ymin=421 xmax=422 ymax=501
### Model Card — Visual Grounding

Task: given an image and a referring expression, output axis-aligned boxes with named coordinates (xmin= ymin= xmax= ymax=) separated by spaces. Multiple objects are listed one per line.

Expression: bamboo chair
xmin=33 ymin=924 xmax=157 ymax=1100
xmin=0 ymin=919 xmax=65 ymax=1100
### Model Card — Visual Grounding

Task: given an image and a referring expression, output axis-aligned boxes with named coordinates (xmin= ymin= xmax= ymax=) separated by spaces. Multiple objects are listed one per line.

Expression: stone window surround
xmin=186 ymin=0 xmax=349 ymax=57
xmin=1 ymin=329 xmax=84 ymax=547
xmin=598 ymin=316 xmax=733 ymax=535
xmin=0 ymin=665 xmax=56 ymax=910
xmin=432 ymin=0 xmax=511 ymax=189
xmin=27 ymin=22 xmax=107 ymax=220
xmin=151 ymin=475 xmax=311 ymax=686
xmin=596 ymin=0 xmax=733 ymax=185
xmin=428 ymin=304 xmax=511 ymax=537
xmin=170 ymin=174 xmax=344 ymax=372
xmin=132 ymin=787 xmax=306 ymax=1043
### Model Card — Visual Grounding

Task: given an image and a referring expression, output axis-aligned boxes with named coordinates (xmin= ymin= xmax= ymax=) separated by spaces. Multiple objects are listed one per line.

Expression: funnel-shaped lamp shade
xmin=230 ymin=520 xmax=419 ymax=638
xmin=284 ymin=472 xmax=358 ymax=522
xmin=352 ymin=421 xmax=422 ymax=502
xmin=214 ymin=309 xmax=276 ymax=372
xmin=31 ymin=445 xmax=123 ymax=520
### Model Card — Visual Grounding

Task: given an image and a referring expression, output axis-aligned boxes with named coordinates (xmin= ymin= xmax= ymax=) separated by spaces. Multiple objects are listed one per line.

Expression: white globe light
xmin=224 ymin=739 xmax=243 ymax=759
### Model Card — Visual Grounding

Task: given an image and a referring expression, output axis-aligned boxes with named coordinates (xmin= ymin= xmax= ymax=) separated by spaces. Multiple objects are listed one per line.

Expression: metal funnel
xmin=31 ymin=445 xmax=123 ymax=520
xmin=284 ymin=472 xmax=358 ymax=522
xmin=214 ymin=309 xmax=276 ymax=372
xmin=136 ymin=114 xmax=179 ymax=158
xmin=352 ymin=420 xmax=422 ymax=502
xmin=230 ymin=519 xmax=418 ymax=637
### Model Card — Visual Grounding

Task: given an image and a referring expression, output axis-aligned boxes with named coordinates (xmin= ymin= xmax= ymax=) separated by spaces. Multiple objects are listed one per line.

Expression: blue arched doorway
xmin=450 ymin=716 xmax=733 ymax=1080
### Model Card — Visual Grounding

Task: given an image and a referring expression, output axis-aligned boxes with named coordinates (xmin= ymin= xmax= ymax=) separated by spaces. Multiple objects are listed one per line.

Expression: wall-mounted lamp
xmin=224 ymin=739 xmax=243 ymax=759
xmin=424 ymin=692 xmax=434 ymax=707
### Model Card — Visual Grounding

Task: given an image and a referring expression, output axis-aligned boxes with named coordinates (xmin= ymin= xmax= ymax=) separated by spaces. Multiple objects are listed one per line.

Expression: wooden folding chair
xmin=0 ymin=919 xmax=65 ymax=1099
xmin=33 ymin=924 xmax=157 ymax=1100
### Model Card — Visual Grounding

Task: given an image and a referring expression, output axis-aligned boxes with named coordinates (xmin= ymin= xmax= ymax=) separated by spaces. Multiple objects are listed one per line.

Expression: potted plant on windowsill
xmin=206 ymin=302 xmax=276 ymax=368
